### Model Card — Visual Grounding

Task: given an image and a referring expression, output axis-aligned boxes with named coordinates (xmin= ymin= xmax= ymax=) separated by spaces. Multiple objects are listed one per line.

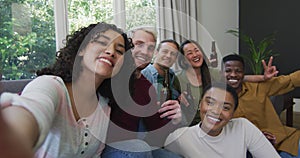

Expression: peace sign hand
xmin=262 ymin=56 xmax=279 ymax=80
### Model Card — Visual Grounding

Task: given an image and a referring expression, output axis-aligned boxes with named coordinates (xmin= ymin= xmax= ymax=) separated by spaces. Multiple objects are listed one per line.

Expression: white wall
xmin=197 ymin=0 xmax=239 ymax=57
xmin=294 ymin=98 xmax=300 ymax=112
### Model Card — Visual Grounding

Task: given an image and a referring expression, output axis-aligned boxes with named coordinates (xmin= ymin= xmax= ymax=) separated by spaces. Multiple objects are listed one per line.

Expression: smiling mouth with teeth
xmin=136 ymin=56 xmax=148 ymax=62
xmin=228 ymin=79 xmax=238 ymax=83
xmin=99 ymin=58 xmax=112 ymax=66
xmin=193 ymin=58 xmax=200 ymax=62
xmin=207 ymin=115 xmax=221 ymax=122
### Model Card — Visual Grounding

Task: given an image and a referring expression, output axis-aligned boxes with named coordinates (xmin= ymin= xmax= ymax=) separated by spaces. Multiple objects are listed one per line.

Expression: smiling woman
xmin=164 ymin=82 xmax=280 ymax=158
xmin=199 ymin=84 xmax=237 ymax=137
xmin=0 ymin=22 xmax=134 ymax=157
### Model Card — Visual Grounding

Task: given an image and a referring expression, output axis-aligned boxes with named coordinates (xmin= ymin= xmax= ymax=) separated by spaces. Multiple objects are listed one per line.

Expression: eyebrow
xmin=205 ymin=96 xmax=233 ymax=107
xmin=99 ymin=34 xmax=125 ymax=49
xmin=134 ymin=40 xmax=145 ymax=44
xmin=99 ymin=34 xmax=110 ymax=40
xmin=205 ymin=96 xmax=216 ymax=102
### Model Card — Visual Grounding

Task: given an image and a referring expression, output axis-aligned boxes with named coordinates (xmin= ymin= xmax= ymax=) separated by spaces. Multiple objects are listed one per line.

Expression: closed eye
xmin=116 ymin=49 xmax=124 ymax=55
xmin=94 ymin=40 xmax=108 ymax=46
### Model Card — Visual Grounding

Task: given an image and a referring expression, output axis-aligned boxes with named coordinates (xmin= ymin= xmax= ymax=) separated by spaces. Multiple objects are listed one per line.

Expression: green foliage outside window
xmin=68 ymin=0 xmax=113 ymax=33
xmin=125 ymin=0 xmax=156 ymax=30
xmin=0 ymin=0 xmax=56 ymax=80
xmin=0 ymin=0 xmax=156 ymax=80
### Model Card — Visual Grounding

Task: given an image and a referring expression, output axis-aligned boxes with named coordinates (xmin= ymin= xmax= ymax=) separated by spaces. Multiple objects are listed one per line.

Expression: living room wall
xmin=239 ymin=0 xmax=300 ymax=97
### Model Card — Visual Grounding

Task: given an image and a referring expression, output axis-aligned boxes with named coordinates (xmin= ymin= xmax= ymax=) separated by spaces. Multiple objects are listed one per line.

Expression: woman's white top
xmin=0 ymin=75 xmax=111 ymax=157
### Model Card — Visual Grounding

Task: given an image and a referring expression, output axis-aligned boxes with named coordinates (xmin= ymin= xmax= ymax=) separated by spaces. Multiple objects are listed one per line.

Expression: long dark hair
xmin=36 ymin=22 xmax=134 ymax=101
xmin=36 ymin=22 xmax=132 ymax=81
xmin=179 ymin=40 xmax=211 ymax=88
xmin=99 ymin=50 xmax=137 ymax=107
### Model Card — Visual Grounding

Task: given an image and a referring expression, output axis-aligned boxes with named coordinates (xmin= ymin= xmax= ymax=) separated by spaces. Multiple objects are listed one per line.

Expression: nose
xmin=229 ymin=71 xmax=237 ymax=77
xmin=191 ymin=52 xmax=198 ymax=58
xmin=140 ymin=45 xmax=149 ymax=55
xmin=209 ymin=104 xmax=222 ymax=114
xmin=165 ymin=51 xmax=172 ymax=58
xmin=105 ymin=44 xmax=115 ymax=58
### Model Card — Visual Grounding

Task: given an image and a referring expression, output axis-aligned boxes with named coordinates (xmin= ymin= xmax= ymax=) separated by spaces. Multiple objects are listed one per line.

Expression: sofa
xmin=0 ymin=79 xmax=295 ymax=127
xmin=0 ymin=79 xmax=32 ymax=94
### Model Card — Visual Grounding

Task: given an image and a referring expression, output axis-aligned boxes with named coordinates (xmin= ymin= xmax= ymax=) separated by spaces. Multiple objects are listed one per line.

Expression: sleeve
xmin=262 ymin=70 xmax=300 ymax=96
xmin=143 ymin=82 xmax=181 ymax=146
xmin=141 ymin=66 xmax=154 ymax=84
xmin=164 ymin=129 xmax=184 ymax=156
xmin=243 ymin=118 xmax=280 ymax=158
xmin=173 ymin=71 xmax=181 ymax=92
xmin=0 ymin=75 xmax=65 ymax=149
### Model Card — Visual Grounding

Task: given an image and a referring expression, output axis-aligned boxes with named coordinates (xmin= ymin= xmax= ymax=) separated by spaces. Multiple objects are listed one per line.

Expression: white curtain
xmin=157 ymin=0 xmax=201 ymax=43
xmin=113 ymin=0 xmax=126 ymax=30
xmin=54 ymin=0 xmax=68 ymax=51
xmin=157 ymin=0 xmax=204 ymax=71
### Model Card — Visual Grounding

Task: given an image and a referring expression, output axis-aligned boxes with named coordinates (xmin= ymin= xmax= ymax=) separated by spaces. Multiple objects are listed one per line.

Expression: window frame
xmin=53 ymin=0 xmax=126 ymax=51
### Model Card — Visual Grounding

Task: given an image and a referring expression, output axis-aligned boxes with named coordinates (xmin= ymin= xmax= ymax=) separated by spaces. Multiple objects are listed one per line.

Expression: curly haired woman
xmin=0 ymin=22 xmax=133 ymax=157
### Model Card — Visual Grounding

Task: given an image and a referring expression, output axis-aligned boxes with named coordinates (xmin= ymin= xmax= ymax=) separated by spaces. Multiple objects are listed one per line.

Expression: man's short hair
xmin=222 ymin=54 xmax=245 ymax=70
xmin=156 ymin=39 xmax=179 ymax=52
xmin=129 ymin=27 xmax=157 ymax=43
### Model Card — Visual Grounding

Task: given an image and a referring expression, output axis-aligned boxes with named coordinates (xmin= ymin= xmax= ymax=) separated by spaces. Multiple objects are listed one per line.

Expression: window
xmin=0 ymin=0 xmax=157 ymax=80
xmin=0 ymin=0 xmax=56 ymax=80
xmin=68 ymin=0 xmax=113 ymax=33
xmin=125 ymin=0 xmax=156 ymax=31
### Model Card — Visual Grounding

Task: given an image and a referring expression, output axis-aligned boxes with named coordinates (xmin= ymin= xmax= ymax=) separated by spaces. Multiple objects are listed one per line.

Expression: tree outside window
xmin=0 ymin=0 xmax=156 ymax=80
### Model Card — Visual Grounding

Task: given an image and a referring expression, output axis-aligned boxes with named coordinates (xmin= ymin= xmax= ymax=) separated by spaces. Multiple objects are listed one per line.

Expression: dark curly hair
xmin=36 ymin=22 xmax=133 ymax=82
xmin=178 ymin=40 xmax=211 ymax=89
xmin=36 ymin=22 xmax=134 ymax=100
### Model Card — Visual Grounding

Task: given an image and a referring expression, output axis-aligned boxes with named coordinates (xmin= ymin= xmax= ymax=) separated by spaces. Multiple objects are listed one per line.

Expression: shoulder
xmin=138 ymin=75 xmax=153 ymax=86
xmin=229 ymin=118 xmax=257 ymax=131
xmin=169 ymin=124 xmax=199 ymax=139
xmin=31 ymin=75 xmax=64 ymax=85
xmin=142 ymin=64 xmax=155 ymax=72
xmin=21 ymin=75 xmax=67 ymax=99
xmin=28 ymin=75 xmax=65 ymax=89
xmin=141 ymin=64 xmax=157 ymax=80
xmin=230 ymin=117 xmax=251 ymax=124
xmin=165 ymin=126 xmax=190 ymax=145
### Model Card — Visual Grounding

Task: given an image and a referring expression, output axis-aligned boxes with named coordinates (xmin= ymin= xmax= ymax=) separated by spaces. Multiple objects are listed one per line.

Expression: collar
xmin=238 ymin=82 xmax=248 ymax=97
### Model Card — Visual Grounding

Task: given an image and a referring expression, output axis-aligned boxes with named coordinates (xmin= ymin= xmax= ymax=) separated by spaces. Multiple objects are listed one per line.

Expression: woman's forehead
xmin=205 ymin=88 xmax=234 ymax=103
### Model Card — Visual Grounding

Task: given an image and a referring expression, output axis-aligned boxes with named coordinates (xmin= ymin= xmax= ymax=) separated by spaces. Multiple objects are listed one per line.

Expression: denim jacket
xmin=141 ymin=64 xmax=180 ymax=100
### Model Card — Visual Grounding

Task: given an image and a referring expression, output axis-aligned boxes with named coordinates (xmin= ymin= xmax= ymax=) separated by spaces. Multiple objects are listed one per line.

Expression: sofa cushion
xmin=0 ymin=79 xmax=32 ymax=94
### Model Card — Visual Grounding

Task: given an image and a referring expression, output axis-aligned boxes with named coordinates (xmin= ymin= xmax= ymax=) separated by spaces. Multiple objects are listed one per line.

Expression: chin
xmin=137 ymin=63 xmax=149 ymax=69
xmin=162 ymin=63 xmax=172 ymax=68
xmin=230 ymin=85 xmax=239 ymax=89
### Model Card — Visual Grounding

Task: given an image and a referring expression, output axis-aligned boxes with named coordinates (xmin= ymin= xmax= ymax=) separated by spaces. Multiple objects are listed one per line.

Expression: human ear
xmin=199 ymin=100 xmax=203 ymax=110
xmin=78 ymin=50 xmax=85 ymax=56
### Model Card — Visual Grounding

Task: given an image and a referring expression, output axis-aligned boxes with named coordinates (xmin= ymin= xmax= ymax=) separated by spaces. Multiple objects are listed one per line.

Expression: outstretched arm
xmin=0 ymin=106 xmax=37 ymax=157
xmin=244 ymin=56 xmax=279 ymax=82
